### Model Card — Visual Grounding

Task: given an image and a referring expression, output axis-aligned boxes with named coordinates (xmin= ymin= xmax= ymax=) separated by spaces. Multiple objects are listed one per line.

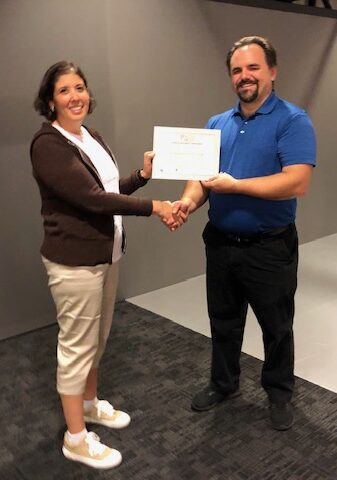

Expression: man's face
xmin=229 ymin=44 xmax=277 ymax=105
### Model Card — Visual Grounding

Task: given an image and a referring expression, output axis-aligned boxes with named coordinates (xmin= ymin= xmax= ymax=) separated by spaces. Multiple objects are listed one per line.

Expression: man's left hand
xmin=201 ymin=173 xmax=237 ymax=193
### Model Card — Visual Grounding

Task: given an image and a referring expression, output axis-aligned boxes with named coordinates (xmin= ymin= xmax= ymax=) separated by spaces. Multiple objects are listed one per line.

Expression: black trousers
xmin=203 ymin=222 xmax=298 ymax=403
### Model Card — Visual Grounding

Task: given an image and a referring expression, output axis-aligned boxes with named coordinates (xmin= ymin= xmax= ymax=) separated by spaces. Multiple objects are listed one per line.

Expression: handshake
xmin=152 ymin=200 xmax=190 ymax=232
xmin=142 ymin=151 xmax=207 ymax=231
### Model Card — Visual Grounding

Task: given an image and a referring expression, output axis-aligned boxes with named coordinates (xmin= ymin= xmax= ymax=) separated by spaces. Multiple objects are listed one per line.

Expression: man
xmin=167 ymin=36 xmax=316 ymax=430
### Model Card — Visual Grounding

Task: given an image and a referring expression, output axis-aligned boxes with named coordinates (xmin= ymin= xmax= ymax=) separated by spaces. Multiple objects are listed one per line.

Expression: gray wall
xmin=0 ymin=0 xmax=336 ymax=339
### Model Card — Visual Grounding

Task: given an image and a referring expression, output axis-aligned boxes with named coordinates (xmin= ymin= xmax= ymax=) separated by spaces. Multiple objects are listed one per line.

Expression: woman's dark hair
xmin=226 ymin=36 xmax=277 ymax=74
xmin=34 ymin=61 xmax=96 ymax=120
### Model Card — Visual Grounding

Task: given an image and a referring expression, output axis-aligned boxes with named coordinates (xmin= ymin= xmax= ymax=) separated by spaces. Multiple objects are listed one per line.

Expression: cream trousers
xmin=42 ymin=257 xmax=119 ymax=395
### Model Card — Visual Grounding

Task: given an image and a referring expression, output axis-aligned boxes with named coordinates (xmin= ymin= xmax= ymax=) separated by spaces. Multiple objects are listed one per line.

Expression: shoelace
xmin=96 ymin=400 xmax=115 ymax=418
xmin=85 ymin=432 xmax=106 ymax=456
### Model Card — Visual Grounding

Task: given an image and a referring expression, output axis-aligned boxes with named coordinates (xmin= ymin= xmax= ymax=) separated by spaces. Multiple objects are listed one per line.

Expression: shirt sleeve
xmin=31 ymin=134 xmax=153 ymax=216
xmin=278 ymin=112 xmax=317 ymax=167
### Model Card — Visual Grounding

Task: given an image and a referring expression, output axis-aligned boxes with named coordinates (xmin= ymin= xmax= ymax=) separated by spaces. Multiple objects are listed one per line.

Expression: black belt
xmin=208 ymin=223 xmax=294 ymax=245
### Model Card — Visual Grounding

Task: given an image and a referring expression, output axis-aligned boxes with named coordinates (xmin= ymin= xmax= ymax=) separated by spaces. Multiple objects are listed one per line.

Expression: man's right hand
xmin=162 ymin=200 xmax=190 ymax=231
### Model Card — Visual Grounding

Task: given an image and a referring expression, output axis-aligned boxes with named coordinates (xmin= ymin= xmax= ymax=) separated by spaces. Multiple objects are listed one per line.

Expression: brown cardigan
xmin=30 ymin=123 xmax=153 ymax=266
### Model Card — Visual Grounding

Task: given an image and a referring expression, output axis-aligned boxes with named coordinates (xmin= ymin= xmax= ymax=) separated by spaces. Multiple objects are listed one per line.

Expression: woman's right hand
xmin=152 ymin=200 xmax=187 ymax=231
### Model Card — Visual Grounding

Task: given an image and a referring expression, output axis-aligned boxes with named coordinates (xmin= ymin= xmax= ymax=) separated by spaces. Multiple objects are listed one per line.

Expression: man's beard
xmin=236 ymin=80 xmax=259 ymax=103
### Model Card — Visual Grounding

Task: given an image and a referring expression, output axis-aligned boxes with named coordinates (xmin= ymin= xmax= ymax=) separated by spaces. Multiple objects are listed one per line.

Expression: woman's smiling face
xmin=50 ymin=72 xmax=90 ymax=132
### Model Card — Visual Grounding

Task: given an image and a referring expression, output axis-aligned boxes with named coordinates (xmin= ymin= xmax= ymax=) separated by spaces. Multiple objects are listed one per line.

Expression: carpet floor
xmin=0 ymin=301 xmax=337 ymax=480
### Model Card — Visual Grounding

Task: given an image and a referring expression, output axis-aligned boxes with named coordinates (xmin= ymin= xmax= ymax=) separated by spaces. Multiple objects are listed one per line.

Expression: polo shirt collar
xmin=232 ymin=91 xmax=278 ymax=117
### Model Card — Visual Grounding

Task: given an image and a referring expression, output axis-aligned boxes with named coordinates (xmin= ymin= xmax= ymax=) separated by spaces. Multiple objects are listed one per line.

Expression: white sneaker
xmin=84 ymin=399 xmax=131 ymax=429
xmin=62 ymin=431 xmax=122 ymax=469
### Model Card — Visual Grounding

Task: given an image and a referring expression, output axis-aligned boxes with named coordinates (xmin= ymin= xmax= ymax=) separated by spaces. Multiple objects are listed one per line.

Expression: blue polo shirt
xmin=206 ymin=92 xmax=316 ymax=234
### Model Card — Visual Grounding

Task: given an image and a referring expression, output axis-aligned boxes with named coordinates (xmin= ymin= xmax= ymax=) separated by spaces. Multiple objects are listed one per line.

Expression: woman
xmin=30 ymin=61 xmax=179 ymax=470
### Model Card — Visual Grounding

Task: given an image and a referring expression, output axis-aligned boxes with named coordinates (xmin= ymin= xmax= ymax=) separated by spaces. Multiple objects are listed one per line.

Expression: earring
xmin=50 ymin=105 xmax=55 ymax=112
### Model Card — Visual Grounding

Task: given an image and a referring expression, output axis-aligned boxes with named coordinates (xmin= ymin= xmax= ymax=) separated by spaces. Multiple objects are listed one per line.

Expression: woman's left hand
xmin=141 ymin=151 xmax=155 ymax=180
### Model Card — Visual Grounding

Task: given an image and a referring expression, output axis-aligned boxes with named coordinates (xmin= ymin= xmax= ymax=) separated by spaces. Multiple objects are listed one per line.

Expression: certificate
xmin=152 ymin=126 xmax=220 ymax=180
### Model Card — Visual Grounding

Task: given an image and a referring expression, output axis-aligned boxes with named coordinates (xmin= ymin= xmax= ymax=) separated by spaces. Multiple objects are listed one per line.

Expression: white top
xmin=52 ymin=123 xmax=123 ymax=263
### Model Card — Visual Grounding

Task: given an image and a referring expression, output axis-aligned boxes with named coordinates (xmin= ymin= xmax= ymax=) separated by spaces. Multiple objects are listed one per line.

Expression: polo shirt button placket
xmin=240 ymin=120 xmax=248 ymax=135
